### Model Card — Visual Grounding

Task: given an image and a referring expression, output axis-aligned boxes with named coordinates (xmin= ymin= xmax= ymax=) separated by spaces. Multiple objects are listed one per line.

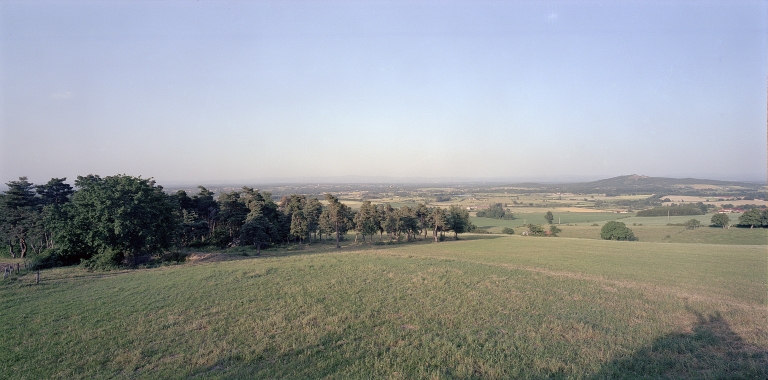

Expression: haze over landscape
xmin=1 ymin=1 xmax=766 ymax=185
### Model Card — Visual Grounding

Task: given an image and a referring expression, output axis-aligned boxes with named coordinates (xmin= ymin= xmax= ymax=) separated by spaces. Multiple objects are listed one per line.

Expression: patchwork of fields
xmin=2 ymin=236 xmax=766 ymax=379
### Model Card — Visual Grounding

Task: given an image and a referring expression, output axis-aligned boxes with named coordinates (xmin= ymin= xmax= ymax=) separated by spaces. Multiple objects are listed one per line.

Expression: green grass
xmin=1 ymin=237 xmax=766 ymax=379
xmin=472 ymin=212 xmax=628 ymax=230
xmin=555 ymin=225 xmax=768 ymax=245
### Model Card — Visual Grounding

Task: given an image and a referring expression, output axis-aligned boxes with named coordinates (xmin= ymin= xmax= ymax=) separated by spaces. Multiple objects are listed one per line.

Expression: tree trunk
xmin=8 ymin=239 xmax=15 ymax=259
xmin=256 ymin=242 xmax=261 ymax=256
xmin=19 ymin=237 xmax=27 ymax=259
xmin=433 ymin=227 xmax=439 ymax=242
xmin=335 ymin=223 xmax=341 ymax=249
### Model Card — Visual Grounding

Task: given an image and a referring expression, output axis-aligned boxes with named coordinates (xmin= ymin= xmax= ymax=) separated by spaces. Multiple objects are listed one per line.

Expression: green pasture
xmin=470 ymin=209 xmax=741 ymax=232
xmin=555 ymin=225 xmax=767 ymax=245
xmin=472 ymin=212 xmax=626 ymax=230
xmin=1 ymin=237 xmax=766 ymax=379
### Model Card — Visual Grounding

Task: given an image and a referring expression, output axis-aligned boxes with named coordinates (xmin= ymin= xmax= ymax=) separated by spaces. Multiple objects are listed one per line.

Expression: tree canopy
xmin=600 ymin=221 xmax=637 ymax=241
xmin=710 ymin=213 xmax=730 ymax=229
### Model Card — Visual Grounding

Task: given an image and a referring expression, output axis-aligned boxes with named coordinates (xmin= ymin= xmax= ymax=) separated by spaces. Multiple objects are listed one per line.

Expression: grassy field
xmin=472 ymin=212 xmax=767 ymax=245
xmin=1 ymin=236 xmax=766 ymax=379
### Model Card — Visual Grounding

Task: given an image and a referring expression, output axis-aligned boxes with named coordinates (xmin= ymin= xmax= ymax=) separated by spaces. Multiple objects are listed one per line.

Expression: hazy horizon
xmin=2 ymin=1 xmax=766 ymax=186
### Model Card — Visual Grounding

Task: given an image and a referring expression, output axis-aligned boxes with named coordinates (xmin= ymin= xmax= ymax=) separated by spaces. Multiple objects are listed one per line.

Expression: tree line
xmin=635 ymin=204 xmax=707 ymax=217
xmin=0 ymin=175 xmax=474 ymax=269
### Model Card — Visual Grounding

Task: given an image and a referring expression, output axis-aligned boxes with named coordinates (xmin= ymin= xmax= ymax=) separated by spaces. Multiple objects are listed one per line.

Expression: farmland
xmin=1 ymin=236 xmax=766 ymax=379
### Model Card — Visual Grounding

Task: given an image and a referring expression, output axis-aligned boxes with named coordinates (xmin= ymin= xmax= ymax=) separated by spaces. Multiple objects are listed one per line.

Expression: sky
xmin=1 ymin=0 xmax=766 ymax=186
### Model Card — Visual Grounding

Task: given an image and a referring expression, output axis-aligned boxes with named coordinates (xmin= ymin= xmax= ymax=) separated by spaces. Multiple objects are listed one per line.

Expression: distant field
xmin=473 ymin=212 xmax=626 ymax=229
xmin=555 ymin=225 xmax=768 ymax=245
xmin=1 ymin=237 xmax=765 ymax=379
xmin=475 ymin=211 xmax=761 ymax=232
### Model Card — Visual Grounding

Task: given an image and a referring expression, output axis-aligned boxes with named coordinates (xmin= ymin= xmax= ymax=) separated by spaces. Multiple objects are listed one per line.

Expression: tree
xmin=57 ymin=175 xmax=177 ymax=267
xmin=239 ymin=214 xmax=271 ymax=255
xmin=397 ymin=206 xmax=420 ymax=241
xmin=354 ymin=201 xmax=379 ymax=243
xmin=303 ymin=197 xmax=323 ymax=243
xmin=429 ymin=207 xmax=447 ymax=242
xmin=414 ymin=204 xmax=430 ymax=240
xmin=525 ymin=224 xmax=545 ymax=236
xmin=738 ymin=209 xmax=766 ymax=229
xmin=318 ymin=209 xmax=335 ymax=242
xmin=217 ymin=191 xmax=249 ymax=246
xmin=193 ymin=186 xmax=218 ymax=239
xmin=324 ymin=194 xmax=352 ymax=248
xmin=545 ymin=211 xmax=554 ymax=224
xmin=36 ymin=178 xmax=73 ymax=207
xmin=0 ymin=177 xmax=40 ymax=258
xmin=289 ymin=210 xmax=308 ymax=246
xmin=600 ymin=221 xmax=637 ymax=241
xmin=476 ymin=203 xmax=512 ymax=219
xmin=446 ymin=205 xmax=472 ymax=239
xmin=239 ymin=188 xmax=280 ymax=254
xmin=684 ymin=219 xmax=701 ymax=230
xmin=549 ymin=225 xmax=561 ymax=236
xmin=710 ymin=213 xmax=730 ymax=229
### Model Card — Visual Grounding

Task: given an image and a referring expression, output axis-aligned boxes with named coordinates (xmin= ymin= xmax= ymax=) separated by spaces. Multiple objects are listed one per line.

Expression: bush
xmin=525 ymin=224 xmax=546 ymax=236
xmin=79 ymin=248 xmax=123 ymax=271
xmin=501 ymin=227 xmax=514 ymax=235
xmin=549 ymin=225 xmax=561 ymax=236
xmin=600 ymin=221 xmax=637 ymax=241
xmin=684 ymin=219 xmax=701 ymax=230
xmin=591 ymin=223 xmax=599 ymax=226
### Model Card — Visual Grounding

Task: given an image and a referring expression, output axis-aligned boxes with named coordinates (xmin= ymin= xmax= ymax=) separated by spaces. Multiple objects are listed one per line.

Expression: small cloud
xmin=51 ymin=91 xmax=73 ymax=99
xmin=547 ymin=12 xmax=558 ymax=21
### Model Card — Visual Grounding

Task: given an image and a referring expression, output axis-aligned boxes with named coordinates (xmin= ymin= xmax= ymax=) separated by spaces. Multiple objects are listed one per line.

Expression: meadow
xmin=1 ymin=236 xmax=766 ymax=379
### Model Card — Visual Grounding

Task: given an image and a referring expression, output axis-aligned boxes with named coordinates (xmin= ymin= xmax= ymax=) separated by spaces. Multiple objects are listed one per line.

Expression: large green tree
xmin=57 ymin=175 xmax=178 ymax=267
xmin=324 ymin=194 xmax=352 ymax=248
xmin=738 ymin=209 xmax=767 ymax=229
xmin=354 ymin=201 xmax=379 ymax=243
xmin=429 ymin=207 xmax=447 ymax=242
xmin=446 ymin=205 xmax=473 ymax=239
xmin=0 ymin=177 xmax=40 ymax=258
xmin=710 ymin=213 xmax=730 ymax=229
xmin=544 ymin=211 xmax=554 ymax=224
xmin=600 ymin=221 xmax=637 ymax=241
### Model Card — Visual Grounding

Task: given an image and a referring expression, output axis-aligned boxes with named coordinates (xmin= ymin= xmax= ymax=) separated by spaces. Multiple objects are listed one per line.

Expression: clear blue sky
xmin=1 ymin=1 xmax=766 ymax=185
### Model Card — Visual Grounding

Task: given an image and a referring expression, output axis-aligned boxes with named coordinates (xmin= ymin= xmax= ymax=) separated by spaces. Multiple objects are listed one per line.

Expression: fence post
xmin=16 ymin=263 xmax=20 ymax=274
xmin=36 ymin=271 xmax=40 ymax=284
xmin=3 ymin=267 xmax=7 ymax=279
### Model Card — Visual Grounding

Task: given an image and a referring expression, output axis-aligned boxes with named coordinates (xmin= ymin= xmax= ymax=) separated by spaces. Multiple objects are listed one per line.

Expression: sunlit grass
xmin=1 ymin=237 xmax=765 ymax=379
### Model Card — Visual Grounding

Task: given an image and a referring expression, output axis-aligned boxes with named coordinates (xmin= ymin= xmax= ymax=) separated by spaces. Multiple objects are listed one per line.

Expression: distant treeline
xmin=476 ymin=203 xmax=515 ymax=220
xmin=636 ymin=203 xmax=707 ymax=217
xmin=0 ymin=175 xmax=473 ymax=270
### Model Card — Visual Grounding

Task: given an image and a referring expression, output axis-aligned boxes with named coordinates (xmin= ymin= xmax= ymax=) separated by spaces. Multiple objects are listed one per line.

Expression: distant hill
xmin=576 ymin=174 xmax=754 ymax=189
xmin=503 ymin=175 xmax=765 ymax=196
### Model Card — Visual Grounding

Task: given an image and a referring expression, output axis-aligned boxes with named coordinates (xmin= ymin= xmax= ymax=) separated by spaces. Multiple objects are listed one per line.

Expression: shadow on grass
xmin=591 ymin=309 xmax=768 ymax=379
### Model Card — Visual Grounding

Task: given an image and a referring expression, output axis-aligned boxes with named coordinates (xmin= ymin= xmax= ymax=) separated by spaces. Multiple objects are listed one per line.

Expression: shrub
xmin=525 ymin=224 xmax=546 ymax=236
xmin=684 ymin=219 xmax=701 ymax=230
xmin=501 ymin=227 xmax=514 ymax=235
xmin=591 ymin=223 xmax=599 ymax=226
xmin=600 ymin=221 xmax=637 ymax=241
xmin=549 ymin=225 xmax=561 ymax=236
